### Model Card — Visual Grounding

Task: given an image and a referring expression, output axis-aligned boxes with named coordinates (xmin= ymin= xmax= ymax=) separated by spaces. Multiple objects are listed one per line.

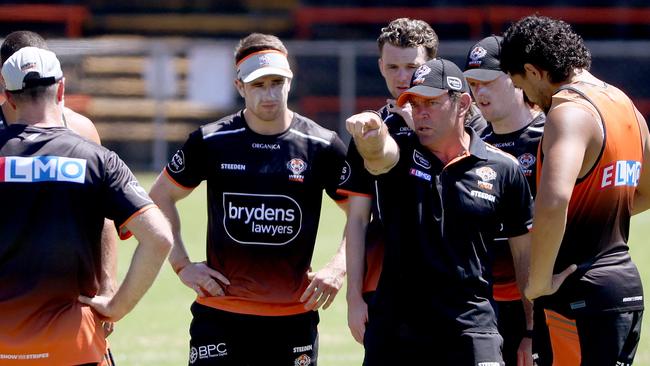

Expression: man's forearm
xmin=509 ymin=233 xmax=534 ymax=328
xmin=160 ymin=200 xmax=191 ymax=273
xmin=326 ymin=231 xmax=347 ymax=274
xmin=527 ymin=204 xmax=568 ymax=299
xmin=358 ymin=135 xmax=399 ymax=175
xmin=149 ymin=179 xmax=192 ymax=273
xmin=347 ymin=111 xmax=399 ymax=175
xmin=98 ymin=219 xmax=118 ymax=296
xmin=346 ymin=217 xmax=369 ymax=301
xmin=109 ymin=209 xmax=172 ymax=320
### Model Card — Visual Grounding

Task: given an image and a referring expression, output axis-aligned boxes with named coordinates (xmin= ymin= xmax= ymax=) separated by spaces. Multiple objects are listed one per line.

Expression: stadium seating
xmin=294 ymin=5 xmax=650 ymax=39
xmin=0 ymin=4 xmax=88 ymax=38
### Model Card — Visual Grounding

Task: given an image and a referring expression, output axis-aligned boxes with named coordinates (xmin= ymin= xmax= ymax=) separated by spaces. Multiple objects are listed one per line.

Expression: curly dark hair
xmin=501 ymin=15 xmax=591 ymax=83
xmin=377 ymin=18 xmax=438 ymax=59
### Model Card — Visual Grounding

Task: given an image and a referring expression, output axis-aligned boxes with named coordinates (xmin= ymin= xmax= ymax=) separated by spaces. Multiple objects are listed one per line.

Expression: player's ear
xmin=56 ymin=78 xmax=65 ymax=103
xmin=234 ymin=79 xmax=245 ymax=98
xmin=458 ymin=92 xmax=472 ymax=117
xmin=4 ymin=91 xmax=16 ymax=110
xmin=523 ymin=63 xmax=543 ymax=81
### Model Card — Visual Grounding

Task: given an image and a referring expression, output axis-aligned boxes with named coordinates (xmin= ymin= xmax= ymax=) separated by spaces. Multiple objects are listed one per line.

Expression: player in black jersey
xmin=341 ymin=17 xmax=438 ymax=346
xmin=464 ymin=35 xmax=546 ymax=366
xmin=1 ymin=30 xmax=119 ymax=355
xmin=0 ymin=46 xmax=172 ymax=366
xmin=347 ymin=58 xmax=533 ymax=366
xmin=149 ymin=33 xmax=348 ymax=366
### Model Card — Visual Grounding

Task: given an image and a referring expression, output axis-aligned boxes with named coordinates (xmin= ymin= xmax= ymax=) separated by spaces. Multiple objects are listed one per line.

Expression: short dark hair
xmin=234 ymin=33 xmax=288 ymax=64
xmin=1 ymin=30 xmax=47 ymax=65
xmin=501 ymin=15 xmax=591 ymax=83
xmin=7 ymin=84 xmax=58 ymax=104
xmin=377 ymin=18 xmax=438 ymax=59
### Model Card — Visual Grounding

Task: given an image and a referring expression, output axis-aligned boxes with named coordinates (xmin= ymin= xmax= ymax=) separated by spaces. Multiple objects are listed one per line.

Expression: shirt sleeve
xmin=323 ymin=133 xmax=349 ymax=202
xmin=164 ymin=129 xmax=207 ymax=189
xmin=102 ymin=151 xmax=156 ymax=230
xmin=500 ymin=162 xmax=534 ymax=238
xmin=337 ymin=139 xmax=374 ymax=197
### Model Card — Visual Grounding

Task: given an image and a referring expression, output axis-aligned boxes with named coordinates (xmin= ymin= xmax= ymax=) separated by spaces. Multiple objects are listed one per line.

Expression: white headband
xmin=236 ymin=50 xmax=293 ymax=83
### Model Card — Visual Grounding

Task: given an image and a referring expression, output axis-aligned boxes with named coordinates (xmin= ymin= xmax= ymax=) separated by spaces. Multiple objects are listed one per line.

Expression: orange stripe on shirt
xmin=117 ymin=204 xmax=157 ymax=240
xmin=336 ymin=188 xmax=372 ymax=198
xmin=197 ymin=296 xmax=311 ymax=316
xmin=493 ymin=281 xmax=521 ymax=302
xmin=163 ymin=169 xmax=196 ymax=190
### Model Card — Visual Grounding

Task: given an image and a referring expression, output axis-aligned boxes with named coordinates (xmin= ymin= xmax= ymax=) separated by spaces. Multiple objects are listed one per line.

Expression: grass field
xmin=109 ymin=173 xmax=650 ymax=365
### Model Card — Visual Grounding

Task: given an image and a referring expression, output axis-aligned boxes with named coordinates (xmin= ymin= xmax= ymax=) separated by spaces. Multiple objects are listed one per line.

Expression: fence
xmin=33 ymin=38 xmax=650 ymax=170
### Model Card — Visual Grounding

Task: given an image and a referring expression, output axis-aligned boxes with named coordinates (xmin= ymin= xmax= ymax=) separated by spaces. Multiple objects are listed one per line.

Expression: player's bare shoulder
xmin=63 ymin=107 xmax=101 ymax=144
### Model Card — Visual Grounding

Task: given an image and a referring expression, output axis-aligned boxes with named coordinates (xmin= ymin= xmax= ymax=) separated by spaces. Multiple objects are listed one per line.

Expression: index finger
xmin=206 ymin=267 xmax=231 ymax=285
xmin=321 ymin=290 xmax=338 ymax=310
xmin=345 ymin=115 xmax=367 ymax=136
xmin=363 ymin=113 xmax=383 ymax=131
xmin=303 ymin=289 xmax=324 ymax=310
xmin=299 ymin=280 xmax=318 ymax=302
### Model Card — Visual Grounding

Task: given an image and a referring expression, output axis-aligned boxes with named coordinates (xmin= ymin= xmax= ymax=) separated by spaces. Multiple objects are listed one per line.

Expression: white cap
xmin=2 ymin=47 xmax=62 ymax=92
xmin=236 ymin=50 xmax=293 ymax=83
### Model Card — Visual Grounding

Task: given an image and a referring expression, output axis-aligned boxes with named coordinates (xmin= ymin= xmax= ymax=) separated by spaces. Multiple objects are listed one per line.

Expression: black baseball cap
xmin=397 ymin=58 xmax=468 ymax=107
xmin=463 ymin=36 xmax=505 ymax=82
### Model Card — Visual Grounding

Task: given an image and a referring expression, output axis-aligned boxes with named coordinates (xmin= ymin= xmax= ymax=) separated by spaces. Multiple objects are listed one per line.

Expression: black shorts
xmin=188 ymin=302 xmax=319 ymax=366
xmin=532 ymin=302 xmax=552 ymax=366
xmin=362 ymin=291 xmax=377 ymax=306
xmin=363 ymin=316 xmax=504 ymax=366
xmin=496 ymin=300 xmax=525 ymax=366
xmin=576 ymin=310 xmax=643 ymax=366
xmin=544 ymin=308 xmax=642 ymax=366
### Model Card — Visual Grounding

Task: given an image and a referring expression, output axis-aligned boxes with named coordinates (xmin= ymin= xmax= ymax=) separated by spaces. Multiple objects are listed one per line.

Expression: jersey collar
xmin=466 ymin=126 xmax=489 ymax=161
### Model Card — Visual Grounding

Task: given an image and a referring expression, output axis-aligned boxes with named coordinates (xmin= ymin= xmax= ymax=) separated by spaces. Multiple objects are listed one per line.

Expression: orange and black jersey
xmin=480 ymin=113 xmax=545 ymax=301
xmin=538 ymin=81 xmax=644 ymax=316
xmin=338 ymin=104 xmax=412 ymax=294
xmin=481 ymin=113 xmax=544 ymax=196
xmin=373 ymin=128 xmax=533 ymax=333
xmin=164 ymin=110 xmax=347 ymax=316
xmin=0 ymin=125 xmax=154 ymax=365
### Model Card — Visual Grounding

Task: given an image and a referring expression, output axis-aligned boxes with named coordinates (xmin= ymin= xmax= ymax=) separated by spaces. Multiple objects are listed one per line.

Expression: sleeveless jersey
xmin=540 ymin=81 xmax=644 ymax=315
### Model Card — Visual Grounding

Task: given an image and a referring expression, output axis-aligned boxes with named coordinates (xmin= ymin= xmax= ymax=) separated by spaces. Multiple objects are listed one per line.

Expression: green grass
xmin=110 ymin=172 xmax=650 ymax=365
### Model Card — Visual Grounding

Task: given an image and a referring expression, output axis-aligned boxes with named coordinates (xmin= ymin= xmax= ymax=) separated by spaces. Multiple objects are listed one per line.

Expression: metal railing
xmin=21 ymin=38 xmax=649 ymax=169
